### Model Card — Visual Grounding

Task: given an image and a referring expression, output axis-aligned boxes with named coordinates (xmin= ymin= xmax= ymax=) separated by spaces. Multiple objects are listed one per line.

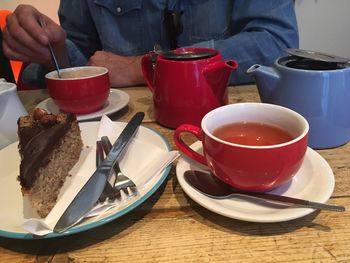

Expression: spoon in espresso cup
xmin=39 ymin=18 xmax=61 ymax=78
xmin=184 ymin=170 xmax=345 ymax=212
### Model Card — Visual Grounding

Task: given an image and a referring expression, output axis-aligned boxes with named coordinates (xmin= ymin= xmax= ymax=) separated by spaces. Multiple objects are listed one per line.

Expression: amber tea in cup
xmin=213 ymin=122 xmax=294 ymax=146
xmin=54 ymin=67 xmax=107 ymax=79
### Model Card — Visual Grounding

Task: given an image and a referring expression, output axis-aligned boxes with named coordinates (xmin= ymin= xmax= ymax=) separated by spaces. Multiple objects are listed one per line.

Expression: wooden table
xmin=1 ymin=85 xmax=349 ymax=262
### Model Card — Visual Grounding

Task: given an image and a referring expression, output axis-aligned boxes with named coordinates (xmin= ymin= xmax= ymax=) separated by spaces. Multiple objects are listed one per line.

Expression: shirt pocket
xmin=186 ymin=2 xmax=231 ymax=42
xmin=93 ymin=0 xmax=144 ymax=55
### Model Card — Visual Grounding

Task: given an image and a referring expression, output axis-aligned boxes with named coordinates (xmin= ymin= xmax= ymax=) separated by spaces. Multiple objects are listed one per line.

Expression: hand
xmin=88 ymin=51 xmax=145 ymax=87
xmin=2 ymin=5 xmax=67 ymax=69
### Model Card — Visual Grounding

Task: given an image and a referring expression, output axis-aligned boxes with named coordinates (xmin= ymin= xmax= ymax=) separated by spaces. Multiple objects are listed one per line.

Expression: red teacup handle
xmin=174 ymin=124 xmax=207 ymax=165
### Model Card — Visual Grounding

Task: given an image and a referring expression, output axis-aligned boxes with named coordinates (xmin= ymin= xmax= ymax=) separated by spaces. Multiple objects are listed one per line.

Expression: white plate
xmin=176 ymin=142 xmax=335 ymax=223
xmin=0 ymin=122 xmax=171 ymax=239
xmin=36 ymin=89 xmax=129 ymax=121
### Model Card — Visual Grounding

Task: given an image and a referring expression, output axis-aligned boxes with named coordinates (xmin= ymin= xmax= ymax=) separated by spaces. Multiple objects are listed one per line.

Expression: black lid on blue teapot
xmin=286 ymin=48 xmax=350 ymax=64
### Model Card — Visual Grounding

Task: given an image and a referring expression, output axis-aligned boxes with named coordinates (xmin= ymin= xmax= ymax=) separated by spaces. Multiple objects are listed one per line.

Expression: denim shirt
xmin=24 ymin=0 xmax=298 ymax=86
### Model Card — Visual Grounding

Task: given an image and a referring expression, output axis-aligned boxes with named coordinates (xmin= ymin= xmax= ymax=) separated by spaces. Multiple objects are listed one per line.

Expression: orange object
xmin=0 ymin=9 xmax=23 ymax=82
xmin=0 ymin=10 xmax=11 ymax=30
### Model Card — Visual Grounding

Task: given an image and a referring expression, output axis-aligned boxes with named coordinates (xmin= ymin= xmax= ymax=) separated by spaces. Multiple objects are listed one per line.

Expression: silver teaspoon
xmin=184 ymin=170 xmax=345 ymax=212
xmin=39 ymin=18 xmax=61 ymax=78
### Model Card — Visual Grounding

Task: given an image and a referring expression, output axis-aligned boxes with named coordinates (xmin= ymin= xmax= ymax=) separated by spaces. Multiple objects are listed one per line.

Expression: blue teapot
xmin=247 ymin=49 xmax=350 ymax=149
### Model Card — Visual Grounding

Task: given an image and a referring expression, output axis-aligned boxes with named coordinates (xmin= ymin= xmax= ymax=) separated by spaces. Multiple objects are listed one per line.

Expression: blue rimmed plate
xmin=0 ymin=122 xmax=172 ymax=239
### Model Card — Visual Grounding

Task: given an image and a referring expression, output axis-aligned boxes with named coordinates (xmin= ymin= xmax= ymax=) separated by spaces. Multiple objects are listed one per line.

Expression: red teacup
xmin=45 ymin=66 xmax=110 ymax=114
xmin=174 ymin=103 xmax=309 ymax=192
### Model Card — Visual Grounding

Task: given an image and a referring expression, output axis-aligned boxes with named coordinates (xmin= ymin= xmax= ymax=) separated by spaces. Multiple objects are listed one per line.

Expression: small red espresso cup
xmin=174 ymin=103 xmax=309 ymax=192
xmin=45 ymin=66 xmax=110 ymax=114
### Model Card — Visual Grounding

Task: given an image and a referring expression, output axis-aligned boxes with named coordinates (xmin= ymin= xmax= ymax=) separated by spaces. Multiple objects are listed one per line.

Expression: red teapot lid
xmin=162 ymin=49 xmax=217 ymax=61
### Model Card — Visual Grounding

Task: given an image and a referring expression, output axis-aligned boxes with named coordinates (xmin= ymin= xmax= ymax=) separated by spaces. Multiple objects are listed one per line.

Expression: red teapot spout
xmin=203 ymin=59 xmax=238 ymax=102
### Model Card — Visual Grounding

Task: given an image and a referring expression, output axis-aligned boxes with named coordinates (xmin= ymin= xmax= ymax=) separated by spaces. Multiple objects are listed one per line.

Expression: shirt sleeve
xmin=192 ymin=0 xmax=299 ymax=85
xmin=58 ymin=0 xmax=102 ymax=66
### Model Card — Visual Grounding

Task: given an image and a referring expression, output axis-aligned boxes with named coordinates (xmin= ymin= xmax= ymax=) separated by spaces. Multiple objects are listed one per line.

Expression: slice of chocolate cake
xmin=18 ymin=108 xmax=83 ymax=218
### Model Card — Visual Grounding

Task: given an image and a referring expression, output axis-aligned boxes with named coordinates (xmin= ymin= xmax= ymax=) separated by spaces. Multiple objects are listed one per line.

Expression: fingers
xmin=3 ymin=5 xmax=65 ymax=64
xmin=3 ymin=26 xmax=49 ymax=63
xmin=88 ymin=51 xmax=109 ymax=66
xmin=87 ymin=52 xmax=145 ymax=87
xmin=5 ymin=5 xmax=48 ymax=47
xmin=38 ymin=15 xmax=66 ymax=45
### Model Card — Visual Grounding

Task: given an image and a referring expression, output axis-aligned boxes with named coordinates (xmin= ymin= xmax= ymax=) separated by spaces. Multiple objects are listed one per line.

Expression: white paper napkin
xmin=23 ymin=115 xmax=179 ymax=236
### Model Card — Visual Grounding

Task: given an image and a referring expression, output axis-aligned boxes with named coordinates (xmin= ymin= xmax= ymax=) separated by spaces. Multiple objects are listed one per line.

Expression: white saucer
xmin=36 ymin=89 xmax=129 ymax=121
xmin=176 ymin=142 xmax=335 ymax=223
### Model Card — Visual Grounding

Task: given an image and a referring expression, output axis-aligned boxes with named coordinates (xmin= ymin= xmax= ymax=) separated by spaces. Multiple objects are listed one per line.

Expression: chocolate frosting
xmin=18 ymin=113 xmax=76 ymax=189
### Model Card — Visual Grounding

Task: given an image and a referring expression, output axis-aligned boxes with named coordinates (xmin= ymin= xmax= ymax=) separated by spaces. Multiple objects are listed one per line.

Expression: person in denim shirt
xmin=3 ymin=0 xmax=298 ymax=88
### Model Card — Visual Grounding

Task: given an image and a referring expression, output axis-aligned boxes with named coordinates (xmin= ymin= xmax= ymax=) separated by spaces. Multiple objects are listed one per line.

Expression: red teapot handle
xmin=141 ymin=54 xmax=155 ymax=93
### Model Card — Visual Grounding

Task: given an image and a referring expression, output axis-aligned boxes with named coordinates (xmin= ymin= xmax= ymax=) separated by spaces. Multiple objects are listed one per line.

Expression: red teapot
xmin=141 ymin=48 xmax=238 ymax=128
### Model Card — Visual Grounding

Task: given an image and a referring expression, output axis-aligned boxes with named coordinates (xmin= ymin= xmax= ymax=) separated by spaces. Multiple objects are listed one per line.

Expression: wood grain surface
xmin=1 ymin=85 xmax=348 ymax=263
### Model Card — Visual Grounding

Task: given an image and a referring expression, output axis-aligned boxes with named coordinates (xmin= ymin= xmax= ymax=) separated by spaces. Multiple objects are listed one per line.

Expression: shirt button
xmin=116 ymin=7 xmax=122 ymax=13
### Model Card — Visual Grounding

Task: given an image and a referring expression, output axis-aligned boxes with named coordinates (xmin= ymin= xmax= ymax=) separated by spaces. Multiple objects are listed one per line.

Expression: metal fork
xmin=96 ymin=140 xmax=121 ymax=202
xmin=100 ymin=136 xmax=138 ymax=197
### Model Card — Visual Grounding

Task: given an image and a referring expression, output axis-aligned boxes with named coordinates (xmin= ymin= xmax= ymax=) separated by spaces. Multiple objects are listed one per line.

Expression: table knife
xmin=54 ymin=112 xmax=145 ymax=232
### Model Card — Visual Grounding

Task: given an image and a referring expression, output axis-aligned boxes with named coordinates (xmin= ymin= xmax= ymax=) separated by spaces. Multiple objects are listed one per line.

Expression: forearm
xmin=192 ymin=0 xmax=298 ymax=85
xmin=58 ymin=0 xmax=101 ymax=61
xmin=214 ymin=30 xmax=298 ymax=85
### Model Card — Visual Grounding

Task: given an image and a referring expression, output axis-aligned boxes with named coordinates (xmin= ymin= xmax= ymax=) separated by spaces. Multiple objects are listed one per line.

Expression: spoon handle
xmin=184 ymin=170 xmax=345 ymax=212
xmin=47 ymin=42 xmax=61 ymax=77
xmin=39 ymin=18 xmax=61 ymax=78
xmin=234 ymin=192 xmax=345 ymax=212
